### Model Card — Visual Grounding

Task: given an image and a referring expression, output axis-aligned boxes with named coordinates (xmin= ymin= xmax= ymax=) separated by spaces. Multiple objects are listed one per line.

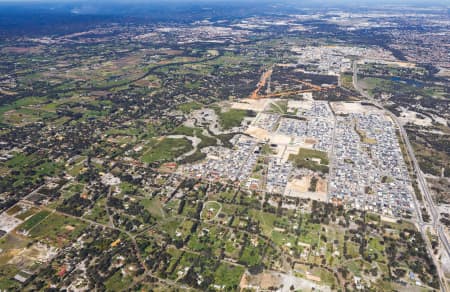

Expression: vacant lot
xmin=289 ymin=148 xmax=329 ymax=173
xmin=26 ymin=213 xmax=88 ymax=247
xmin=213 ymin=107 xmax=255 ymax=130
xmin=201 ymin=201 xmax=222 ymax=221
xmin=18 ymin=210 xmax=51 ymax=232
xmin=141 ymin=137 xmax=193 ymax=164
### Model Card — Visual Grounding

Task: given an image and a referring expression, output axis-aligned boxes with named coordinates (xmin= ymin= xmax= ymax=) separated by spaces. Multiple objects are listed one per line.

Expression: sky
xmin=0 ymin=0 xmax=448 ymax=13
xmin=0 ymin=0 xmax=448 ymax=3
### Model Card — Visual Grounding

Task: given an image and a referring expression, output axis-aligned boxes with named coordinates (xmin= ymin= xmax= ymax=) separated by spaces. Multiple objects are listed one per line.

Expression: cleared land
xmin=288 ymin=148 xmax=329 ymax=173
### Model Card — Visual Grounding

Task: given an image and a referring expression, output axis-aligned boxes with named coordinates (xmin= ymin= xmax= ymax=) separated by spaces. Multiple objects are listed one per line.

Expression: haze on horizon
xmin=0 ymin=0 xmax=449 ymax=5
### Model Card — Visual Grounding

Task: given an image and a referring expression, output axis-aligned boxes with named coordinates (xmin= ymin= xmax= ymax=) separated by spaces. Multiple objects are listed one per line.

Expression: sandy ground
xmin=382 ymin=60 xmax=416 ymax=68
xmin=437 ymin=68 xmax=450 ymax=78
xmin=0 ymin=213 xmax=23 ymax=233
xmin=250 ymin=67 xmax=273 ymax=99
xmin=245 ymin=126 xmax=270 ymax=141
xmin=301 ymin=92 xmax=314 ymax=100
xmin=240 ymin=271 xmax=332 ymax=292
xmin=234 ymin=96 xmax=316 ymax=113
xmin=316 ymin=177 xmax=327 ymax=193
xmin=398 ymin=108 xmax=433 ymax=127
xmin=231 ymin=98 xmax=275 ymax=112
xmin=442 ymin=251 xmax=450 ymax=277
xmin=284 ymin=177 xmax=328 ymax=202
xmin=0 ymin=88 xmax=16 ymax=95
xmin=431 ymin=114 xmax=448 ymax=126
xmin=279 ymin=138 xmax=316 ymax=161
xmin=1 ymin=46 xmax=43 ymax=54
xmin=282 ymin=145 xmax=301 ymax=162
xmin=284 ymin=190 xmax=327 ymax=202
xmin=286 ymin=177 xmax=311 ymax=192
xmin=269 ymin=133 xmax=292 ymax=145
xmin=380 ymin=215 xmax=397 ymax=223
xmin=8 ymin=242 xmax=58 ymax=267
xmin=304 ymin=138 xmax=316 ymax=145
xmin=271 ymin=144 xmax=285 ymax=159
xmin=288 ymin=99 xmax=313 ymax=112
xmin=330 ymin=101 xmax=378 ymax=115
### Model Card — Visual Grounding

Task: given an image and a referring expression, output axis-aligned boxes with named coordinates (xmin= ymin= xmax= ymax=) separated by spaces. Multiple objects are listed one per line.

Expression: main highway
xmin=353 ymin=62 xmax=450 ymax=291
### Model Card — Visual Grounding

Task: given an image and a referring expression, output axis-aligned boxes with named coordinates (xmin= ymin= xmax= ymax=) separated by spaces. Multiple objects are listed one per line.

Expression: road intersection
xmin=353 ymin=62 xmax=449 ymax=291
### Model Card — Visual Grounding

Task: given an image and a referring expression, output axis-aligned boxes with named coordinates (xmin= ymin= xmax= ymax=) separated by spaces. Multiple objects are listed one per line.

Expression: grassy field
xmin=19 ymin=210 xmax=51 ymax=231
xmin=289 ymin=148 xmax=329 ymax=173
xmin=140 ymin=197 xmax=165 ymax=219
xmin=105 ymin=269 xmax=133 ymax=291
xmin=249 ymin=210 xmax=278 ymax=237
xmin=269 ymin=100 xmax=288 ymax=114
xmin=171 ymin=125 xmax=197 ymax=136
xmin=340 ymin=73 xmax=354 ymax=90
xmin=213 ymin=263 xmax=244 ymax=289
xmin=172 ymin=126 xmax=217 ymax=149
xmin=213 ymin=107 xmax=255 ymax=130
xmin=4 ymin=152 xmax=62 ymax=188
xmin=141 ymin=137 xmax=193 ymax=164
xmin=5 ymin=152 xmax=29 ymax=168
xmin=311 ymin=267 xmax=337 ymax=287
xmin=358 ymin=76 xmax=445 ymax=100
xmin=0 ymin=265 xmax=21 ymax=290
xmin=164 ymin=247 xmax=183 ymax=276
xmin=239 ymin=245 xmax=262 ymax=266
xmin=176 ymin=101 xmax=203 ymax=113
xmin=0 ymin=234 xmax=31 ymax=291
xmin=298 ymin=220 xmax=321 ymax=245
xmin=0 ymin=233 xmax=30 ymax=262
xmin=83 ymin=197 xmax=110 ymax=225
xmin=355 ymin=127 xmax=377 ymax=144
xmin=158 ymin=218 xmax=183 ymax=237
xmin=6 ymin=205 xmax=22 ymax=216
xmin=201 ymin=201 xmax=221 ymax=221
xmin=0 ymin=96 xmax=49 ymax=124
xmin=27 ymin=213 xmax=88 ymax=247
xmin=187 ymin=226 xmax=228 ymax=254
xmin=15 ymin=207 xmax=39 ymax=221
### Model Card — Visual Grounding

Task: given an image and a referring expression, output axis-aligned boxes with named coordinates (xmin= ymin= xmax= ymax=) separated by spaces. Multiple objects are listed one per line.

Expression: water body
xmin=391 ymin=76 xmax=424 ymax=88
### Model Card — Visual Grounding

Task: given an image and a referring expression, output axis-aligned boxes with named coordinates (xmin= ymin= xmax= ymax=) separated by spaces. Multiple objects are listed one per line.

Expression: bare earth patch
xmin=286 ymin=177 xmax=311 ymax=193
xmin=8 ymin=242 xmax=58 ymax=268
xmin=284 ymin=176 xmax=328 ymax=201
xmin=1 ymin=46 xmax=43 ymax=54
xmin=398 ymin=108 xmax=433 ymax=127
xmin=330 ymin=101 xmax=378 ymax=115
xmin=245 ymin=126 xmax=270 ymax=140
xmin=231 ymin=98 xmax=273 ymax=112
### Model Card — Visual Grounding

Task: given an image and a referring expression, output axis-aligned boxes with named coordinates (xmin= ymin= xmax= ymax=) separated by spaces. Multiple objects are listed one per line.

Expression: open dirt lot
xmin=284 ymin=177 xmax=328 ymax=201
xmin=0 ymin=213 xmax=22 ymax=233
xmin=269 ymin=133 xmax=292 ymax=145
xmin=245 ymin=126 xmax=270 ymax=141
xmin=240 ymin=271 xmax=331 ymax=292
xmin=330 ymin=101 xmax=378 ymax=115
xmin=316 ymin=177 xmax=327 ymax=193
xmin=231 ymin=98 xmax=275 ymax=112
xmin=398 ymin=108 xmax=433 ymax=127
xmin=282 ymin=145 xmax=301 ymax=162
xmin=8 ymin=242 xmax=58 ymax=268
xmin=288 ymin=99 xmax=313 ymax=112
xmin=286 ymin=177 xmax=311 ymax=193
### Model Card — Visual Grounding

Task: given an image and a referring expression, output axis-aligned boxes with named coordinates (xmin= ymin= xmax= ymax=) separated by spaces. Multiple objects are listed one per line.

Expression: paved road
xmin=353 ymin=62 xmax=449 ymax=291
